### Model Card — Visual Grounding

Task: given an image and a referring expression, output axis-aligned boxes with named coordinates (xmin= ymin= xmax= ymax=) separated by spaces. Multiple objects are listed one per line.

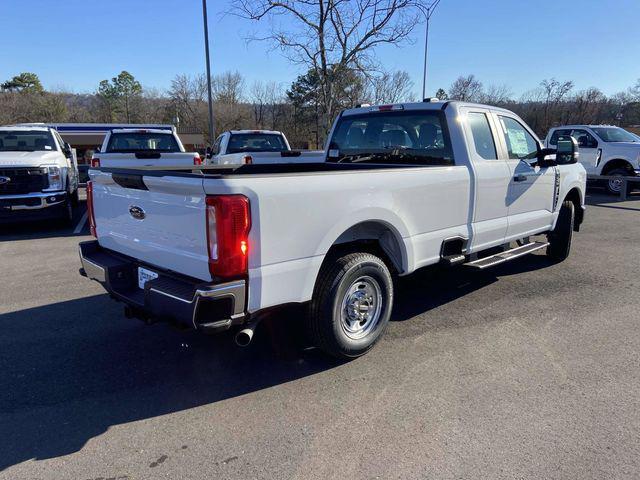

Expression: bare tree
xmin=480 ymin=84 xmax=512 ymax=105
xmin=448 ymin=75 xmax=483 ymax=102
xmin=213 ymin=71 xmax=245 ymax=104
xmin=232 ymin=0 xmax=427 ymax=136
xmin=368 ymin=70 xmax=415 ymax=104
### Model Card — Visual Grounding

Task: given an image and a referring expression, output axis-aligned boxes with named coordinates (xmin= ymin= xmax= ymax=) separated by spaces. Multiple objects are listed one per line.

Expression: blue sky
xmin=1 ymin=0 xmax=638 ymax=98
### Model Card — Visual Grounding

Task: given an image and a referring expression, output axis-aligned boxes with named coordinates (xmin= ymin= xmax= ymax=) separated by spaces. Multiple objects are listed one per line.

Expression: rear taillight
xmin=243 ymin=155 xmax=253 ymax=165
xmin=206 ymin=195 xmax=251 ymax=279
xmin=194 ymin=155 xmax=202 ymax=166
xmin=91 ymin=158 xmax=100 ymax=168
xmin=86 ymin=181 xmax=97 ymax=237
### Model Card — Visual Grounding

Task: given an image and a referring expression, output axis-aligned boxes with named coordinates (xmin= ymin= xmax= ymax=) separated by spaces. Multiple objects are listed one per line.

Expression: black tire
xmin=547 ymin=200 xmax=574 ymax=261
xmin=308 ymin=252 xmax=393 ymax=359
xmin=604 ymin=168 xmax=631 ymax=196
xmin=59 ymin=195 xmax=74 ymax=227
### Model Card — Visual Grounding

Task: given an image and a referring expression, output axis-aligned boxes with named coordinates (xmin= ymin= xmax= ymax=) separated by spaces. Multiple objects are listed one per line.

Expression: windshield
xmin=106 ymin=132 xmax=181 ymax=152
xmin=227 ymin=133 xmax=288 ymax=154
xmin=591 ymin=127 xmax=639 ymax=143
xmin=328 ymin=110 xmax=453 ymax=165
xmin=0 ymin=130 xmax=56 ymax=152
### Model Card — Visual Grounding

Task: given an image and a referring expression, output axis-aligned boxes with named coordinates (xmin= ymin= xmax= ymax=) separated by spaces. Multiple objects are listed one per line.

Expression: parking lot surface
xmin=1 ymin=192 xmax=639 ymax=480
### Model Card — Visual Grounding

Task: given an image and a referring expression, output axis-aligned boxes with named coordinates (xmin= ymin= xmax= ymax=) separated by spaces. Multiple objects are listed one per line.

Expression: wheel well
xmin=601 ymin=159 xmax=634 ymax=175
xmin=563 ymin=187 xmax=583 ymax=231
xmin=325 ymin=221 xmax=404 ymax=274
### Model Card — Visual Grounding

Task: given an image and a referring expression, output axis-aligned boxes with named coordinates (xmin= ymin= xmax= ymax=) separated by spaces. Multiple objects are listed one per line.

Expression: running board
xmin=465 ymin=241 xmax=549 ymax=270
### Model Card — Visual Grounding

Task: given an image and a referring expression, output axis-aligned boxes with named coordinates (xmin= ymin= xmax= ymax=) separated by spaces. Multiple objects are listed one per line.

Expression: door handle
xmin=514 ymin=174 xmax=527 ymax=182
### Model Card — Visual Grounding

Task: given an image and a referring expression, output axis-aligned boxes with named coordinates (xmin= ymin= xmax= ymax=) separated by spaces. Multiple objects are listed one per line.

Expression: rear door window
xmin=467 ymin=112 xmax=497 ymax=160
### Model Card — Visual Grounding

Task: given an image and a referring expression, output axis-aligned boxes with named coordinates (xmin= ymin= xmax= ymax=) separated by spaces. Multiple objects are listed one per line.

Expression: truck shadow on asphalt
xmin=0 ymin=205 xmax=88 ymax=241
xmin=0 ymin=255 xmax=555 ymax=471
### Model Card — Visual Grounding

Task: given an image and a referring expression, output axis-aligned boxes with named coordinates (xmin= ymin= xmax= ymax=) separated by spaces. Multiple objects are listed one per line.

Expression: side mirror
xmin=205 ymin=146 xmax=213 ymax=159
xmin=536 ymin=147 xmax=557 ymax=167
xmin=556 ymin=135 xmax=579 ymax=164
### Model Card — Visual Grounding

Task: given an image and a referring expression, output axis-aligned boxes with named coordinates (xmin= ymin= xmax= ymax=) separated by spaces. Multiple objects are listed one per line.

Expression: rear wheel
xmin=547 ymin=200 xmax=574 ymax=261
xmin=308 ymin=252 xmax=393 ymax=359
xmin=604 ymin=168 xmax=630 ymax=195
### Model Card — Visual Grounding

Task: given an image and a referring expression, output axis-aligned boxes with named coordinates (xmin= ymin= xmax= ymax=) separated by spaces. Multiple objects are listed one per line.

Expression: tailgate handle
xmin=281 ymin=151 xmax=301 ymax=157
xmin=135 ymin=152 xmax=161 ymax=159
xmin=112 ymin=173 xmax=148 ymax=191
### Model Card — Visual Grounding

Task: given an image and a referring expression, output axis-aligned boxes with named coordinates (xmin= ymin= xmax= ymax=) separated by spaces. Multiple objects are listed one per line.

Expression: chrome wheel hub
xmin=340 ymin=276 xmax=383 ymax=340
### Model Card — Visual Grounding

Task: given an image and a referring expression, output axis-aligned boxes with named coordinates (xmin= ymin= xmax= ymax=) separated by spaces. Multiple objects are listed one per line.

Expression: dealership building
xmin=49 ymin=123 xmax=205 ymax=163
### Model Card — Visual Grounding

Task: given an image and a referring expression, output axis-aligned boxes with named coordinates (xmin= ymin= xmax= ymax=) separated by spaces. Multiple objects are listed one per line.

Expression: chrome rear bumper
xmin=79 ymin=240 xmax=246 ymax=332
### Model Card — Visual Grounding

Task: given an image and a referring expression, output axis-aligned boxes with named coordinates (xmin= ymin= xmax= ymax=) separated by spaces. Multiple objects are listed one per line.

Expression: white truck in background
xmin=0 ymin=124 xmax=79 ymax=225
xmin=91 ymin=128 xmax=201 ymax=168
xmin=210 ymin=130 xmax=324 ymax=164
xmin=80 ymin=101 xmax=586 ymax=359
xmin=545 ymin=125 xmax=640 ymax=194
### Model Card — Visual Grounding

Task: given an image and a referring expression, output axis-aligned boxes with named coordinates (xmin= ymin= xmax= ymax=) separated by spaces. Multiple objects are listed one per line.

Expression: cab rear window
xmin=227 ymin=134 xmax=287 ymax=154
xmin=106 ymin=132 xmax=180 ymax=152
xmin=329 ymin=111 xmax=453 ymax=166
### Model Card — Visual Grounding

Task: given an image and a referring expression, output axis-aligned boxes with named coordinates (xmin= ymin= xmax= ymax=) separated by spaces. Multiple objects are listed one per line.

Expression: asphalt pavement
xmin=1 ymin=191 xmax=639 ymax=480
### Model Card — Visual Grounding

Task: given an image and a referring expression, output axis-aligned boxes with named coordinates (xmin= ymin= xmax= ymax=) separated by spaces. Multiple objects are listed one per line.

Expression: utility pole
xmin=202 ymin=0 xmax=215 ymax=146
xmin=422 ymin=0 xmax=442 ymax=100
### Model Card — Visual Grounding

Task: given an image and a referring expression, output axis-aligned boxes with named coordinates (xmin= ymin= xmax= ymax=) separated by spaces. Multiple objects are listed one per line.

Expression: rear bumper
xmin=78 ymin=240 xmax=247 ymax=333
xmin=0 ymin=192 xmax=68 ymax=221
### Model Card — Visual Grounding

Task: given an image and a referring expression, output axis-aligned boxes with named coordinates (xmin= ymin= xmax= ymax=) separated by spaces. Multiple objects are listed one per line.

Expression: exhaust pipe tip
xmin=235 ymin=328 xmax=254 ymax=347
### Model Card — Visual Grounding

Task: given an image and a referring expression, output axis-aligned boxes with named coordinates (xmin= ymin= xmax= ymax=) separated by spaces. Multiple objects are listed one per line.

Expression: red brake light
xmin=86 ymin=181 xmax=97 ymax=237
xmin=206 ymin=195 xmax=251 ymax=279
xmin=91 ymin=158 xmax=100 ymax=168
xmin=243 ymin=155 xmax=253 ymax=164
xmin=193 ymin=155 xmax=202 ymax=166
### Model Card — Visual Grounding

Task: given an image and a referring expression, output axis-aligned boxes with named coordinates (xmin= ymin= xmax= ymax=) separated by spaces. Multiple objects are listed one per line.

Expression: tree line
xmin=2 ymin=69 xmax=639 ymax=148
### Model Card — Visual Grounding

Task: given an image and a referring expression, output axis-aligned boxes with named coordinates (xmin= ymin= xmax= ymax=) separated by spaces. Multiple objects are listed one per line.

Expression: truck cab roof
xmin=340 ymin=100 xmax=519 ymax=117
xmin=108 ymin=128 xmax=174 ymax=135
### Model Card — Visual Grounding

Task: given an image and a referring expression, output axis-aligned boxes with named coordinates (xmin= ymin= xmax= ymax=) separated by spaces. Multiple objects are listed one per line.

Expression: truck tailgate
xmin=90 ymin=170 xmax=211 ymax=281
xmin=100 ymin=153 xmax=196 ymax=167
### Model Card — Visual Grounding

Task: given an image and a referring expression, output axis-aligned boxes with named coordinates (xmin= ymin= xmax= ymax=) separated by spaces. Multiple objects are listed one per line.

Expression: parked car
xmin=0 ymin=124 xmax=79 ymax=224
xmin=545 ymin=125 xmax=640 ymax=194
xmin=210 ymin=130 xmax=324 ymax=164
xmin=79 ymin=101 xmax=586 ymax=359
xmin=91 ymin=128 xmax=201 ymax=168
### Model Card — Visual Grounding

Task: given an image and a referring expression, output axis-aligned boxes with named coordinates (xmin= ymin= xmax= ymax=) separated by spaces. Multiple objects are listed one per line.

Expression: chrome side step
xmin=465 ymin=241 xmax=549 ymax=270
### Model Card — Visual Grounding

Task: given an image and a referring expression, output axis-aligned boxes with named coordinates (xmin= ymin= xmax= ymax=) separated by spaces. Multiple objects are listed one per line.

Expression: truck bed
xmin=95 ymin=161 xmax=438 ymax=179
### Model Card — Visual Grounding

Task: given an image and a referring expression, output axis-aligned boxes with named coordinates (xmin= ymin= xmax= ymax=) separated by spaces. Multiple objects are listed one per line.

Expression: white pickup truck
xmin=210 ymin=129 xmax=324 ymax=165
xmin=79 ymin=101 xmax=586 ymax=359
xmin=545 ymin=125 xmax=640 ymax=194
xmin=0 ymin=124 xmax=79 ymax=224
xmin=91 ymin=128 xmax=201 ymax=168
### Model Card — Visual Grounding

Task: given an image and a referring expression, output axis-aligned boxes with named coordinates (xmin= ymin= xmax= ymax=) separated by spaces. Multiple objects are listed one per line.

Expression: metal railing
xmin=587 ymin=175 xmax=640 ymax=201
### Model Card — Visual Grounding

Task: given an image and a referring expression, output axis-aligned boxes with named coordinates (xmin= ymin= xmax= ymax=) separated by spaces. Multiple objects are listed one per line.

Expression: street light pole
xmin=421 ymin=0 xmax=442 ymax=100
xmin=202 ymin=0 xmax=215 ymax=146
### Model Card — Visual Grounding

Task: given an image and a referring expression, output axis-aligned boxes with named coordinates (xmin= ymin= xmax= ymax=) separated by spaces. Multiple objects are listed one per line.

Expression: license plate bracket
xmin=137 ymin=267 xmax=159 ymax=289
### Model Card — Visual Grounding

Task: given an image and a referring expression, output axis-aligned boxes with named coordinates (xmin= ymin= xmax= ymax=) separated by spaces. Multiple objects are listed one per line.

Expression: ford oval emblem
xmin=0 ymin=176 xmax=11 ymax=185
xmin=129 ymin=205 xmax=146 ymax=220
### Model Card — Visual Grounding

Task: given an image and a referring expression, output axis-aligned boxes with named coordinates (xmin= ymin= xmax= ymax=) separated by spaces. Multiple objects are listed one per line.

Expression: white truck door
xmin=495 ymin=114 xmax=556 ymax=240
xmin=461 ymin=107 xmax=511 ymax=251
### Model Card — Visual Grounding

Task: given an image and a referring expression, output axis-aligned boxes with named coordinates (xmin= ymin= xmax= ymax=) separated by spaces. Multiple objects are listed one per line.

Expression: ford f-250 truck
xmin=0 ymin=124 xmax=79 ymax=224
xmin=91 ymin=128 xmax=201 ymax=168
xmin=545 ymin=124 xmax=640 ymax=194
xmin=210 ymin=130 xmax=324 ymax=165
xmin=79 ymin=101 xmax=586 ymax=359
